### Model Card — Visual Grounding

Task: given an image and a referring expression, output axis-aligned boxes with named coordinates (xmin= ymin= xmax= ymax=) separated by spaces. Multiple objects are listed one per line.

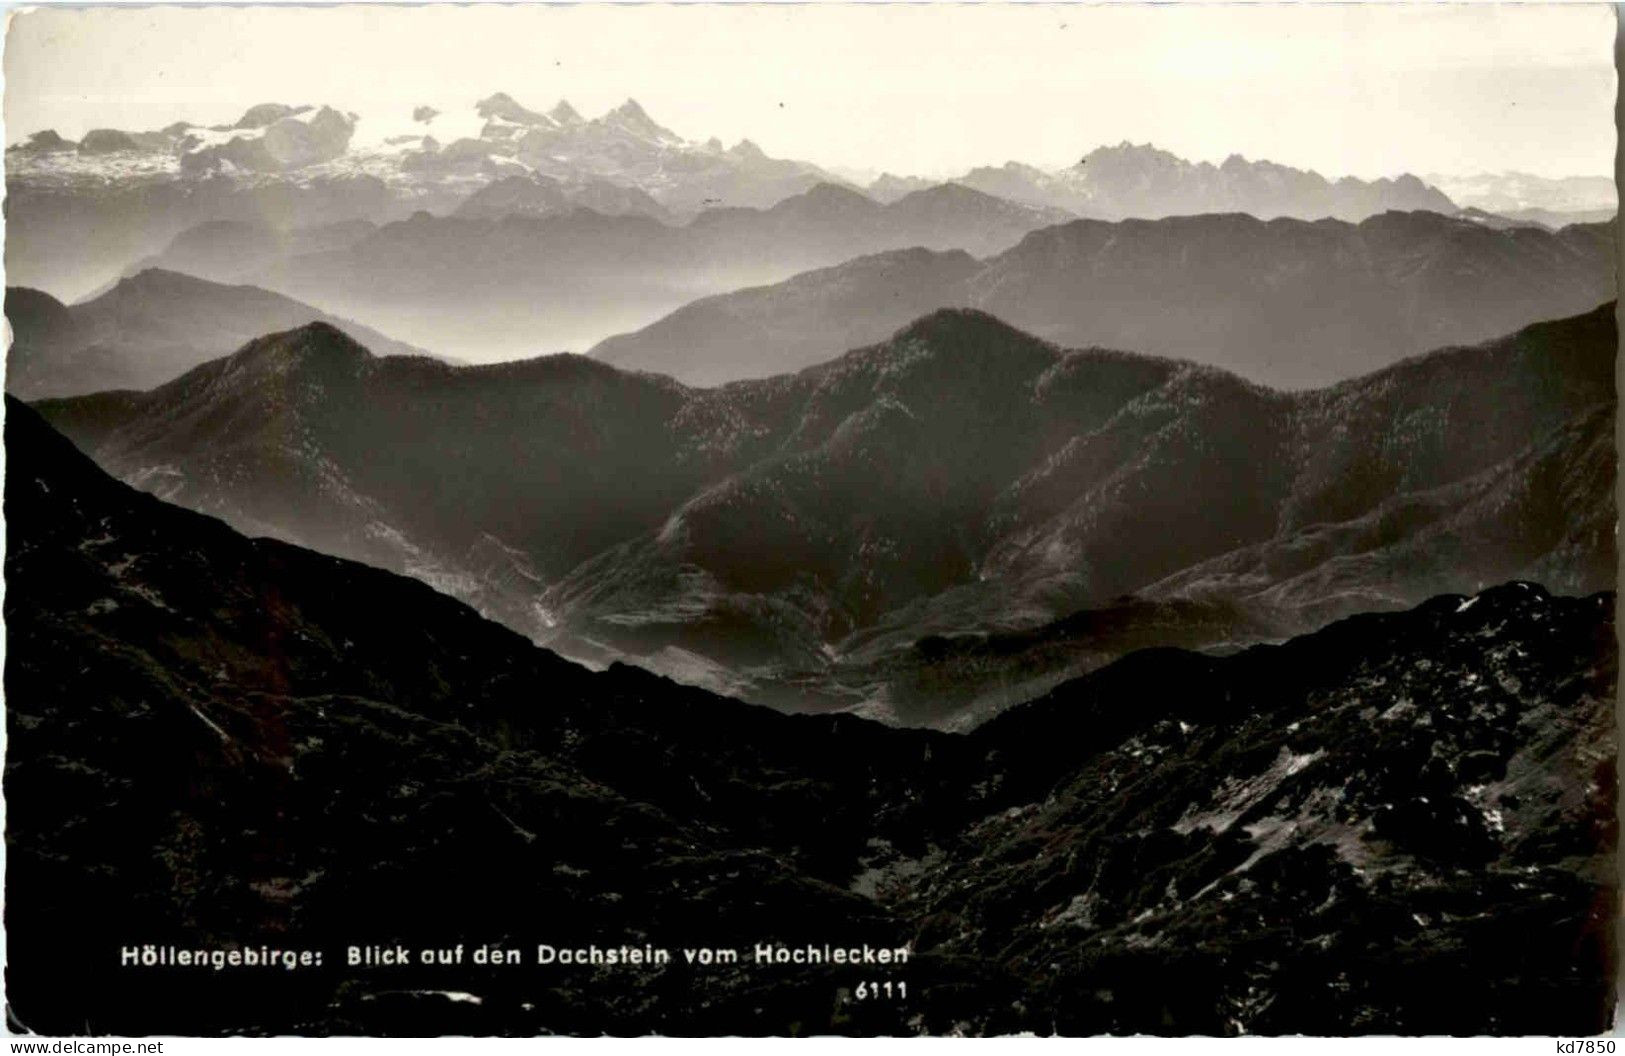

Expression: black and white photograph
xmin=0 ymin=1 xmax=1618 ymax=1038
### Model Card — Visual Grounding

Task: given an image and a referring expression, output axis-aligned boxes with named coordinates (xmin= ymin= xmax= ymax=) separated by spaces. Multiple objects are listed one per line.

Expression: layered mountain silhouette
xmin=591 ymin=248 xmax=982 ymax=385
xmin=10 ymin=102 xmax=1462 ymax=225
xmin=1425 ymin=170 xmax=1615 ymax=218
xmin=122 ymin=219 xmax=383 ymax=286
xmin=215 ymin=182 xmax=1070 ymax=356
xmin=10 ymin=99 xmax=1459 ymax=223
xmin=5 ymin=269 xmax=428 ymax=399
xmin=4 ymin=96 xmax=835 ymax=299
xmin=5 ymin=173 xmax=416 ymax=303
xmin=452 ymin=173 xmax=674 ymax=223
xmin=6 ymin=396 xmax=1615 ymax=1034
xmin=592 ymin=210 xmax=1615 ymax=388
xmin=36 ymin=302 xmax=1615 ymax=726
xmin=9 ymin=94 xmax=1478 ymax=314
xmin=130 ymin=200 xmax=1611 ymax=370
xmin=963 ymin=213 xmax=1613 ymax=385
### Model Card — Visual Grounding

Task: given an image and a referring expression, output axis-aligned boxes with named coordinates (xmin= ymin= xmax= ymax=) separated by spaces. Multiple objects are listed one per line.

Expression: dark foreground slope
xmin=5 ymin=399 xmax=1615 ymax=1035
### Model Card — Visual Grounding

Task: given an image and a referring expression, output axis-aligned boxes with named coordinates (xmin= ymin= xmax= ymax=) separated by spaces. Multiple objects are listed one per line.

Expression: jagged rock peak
xmin=610 ymin=97 xmax=652 ymax=120
xmin=604 ymin=98 xmax=678 ymax=140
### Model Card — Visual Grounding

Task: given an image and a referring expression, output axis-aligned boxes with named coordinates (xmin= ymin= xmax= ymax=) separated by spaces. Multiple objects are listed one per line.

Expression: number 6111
xmin=854 ymin=980 xmax=907 ymax=1001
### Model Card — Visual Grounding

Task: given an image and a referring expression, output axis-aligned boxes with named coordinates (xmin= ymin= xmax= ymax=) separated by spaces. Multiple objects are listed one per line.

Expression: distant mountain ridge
xmin=452 ymin=173 xmax=675 ymax=223
xmin=37 ymin=302 xmax=1615 ymax=726
xmin=6 ymin=95 xmax=840 ymax=214
xmin=942 ymin=142 xmax=1456 ymax=220
xmin=166 ymin=180 xmax=1072 ymax=357
xmin=133 ymin=198 xmax=1610 ymax=370
xmin=10 ymin=94 xmax=1472 ymax=305
xmin=593 ymin=209 xmax=1615 ymax=388
xmin=5 ymin=268 xmax=430 ymax=399
xmin=591 ymin=247 xmax=983 ymax=385
xmin=1425 ymin=170 xmax=1616 ymax=217
xmin=4 ymin=95 xmax=840 ymax=301
xmin=8 ymin=102 xmax=358 ymax=174
xmin=9 ymin=103 xmax=1461 ymax=222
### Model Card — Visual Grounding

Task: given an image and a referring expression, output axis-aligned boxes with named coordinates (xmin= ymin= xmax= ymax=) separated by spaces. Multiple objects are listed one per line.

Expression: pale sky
xmin=3 ymin=2 xmax=1617 ymax=180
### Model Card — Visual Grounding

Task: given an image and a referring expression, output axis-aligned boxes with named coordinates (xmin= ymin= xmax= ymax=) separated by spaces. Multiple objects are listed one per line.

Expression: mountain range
xmin=940 ymin=142 xmax=1457 ymax=221
xmin=371 ymin=93 xmax=845 ymax=214
xmin=592 ymin=210 xmax=1614 ymax=387
xmin=3 ymin=96 xmax=838 ymax=300
xmin=1424 ymin=170 xmax=1616 ymax=219
xmin=6 ymin=103 xmax=360 ymax=186
xmin=5 ymin=269 xmax=429 ymax=399
xmin=35 ymin=302 xmax=1615 ymax=727
xmin=4 ymin=171 xmax=414 ymax=304
xmin=120 ymin=199 xmax=1613 ymax=373
xmin=451 ymin=173 xmax=675 ymax=223
xmin=6 ymin=395 xmax=1615 ymax=1034
xmin=9 ymin=97 xmax=1462 ymax=223
xmin=8 ymin=93 xmax=1495 ymax=309
xmin=137 ymin=181 xmax=1073 ymax=357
